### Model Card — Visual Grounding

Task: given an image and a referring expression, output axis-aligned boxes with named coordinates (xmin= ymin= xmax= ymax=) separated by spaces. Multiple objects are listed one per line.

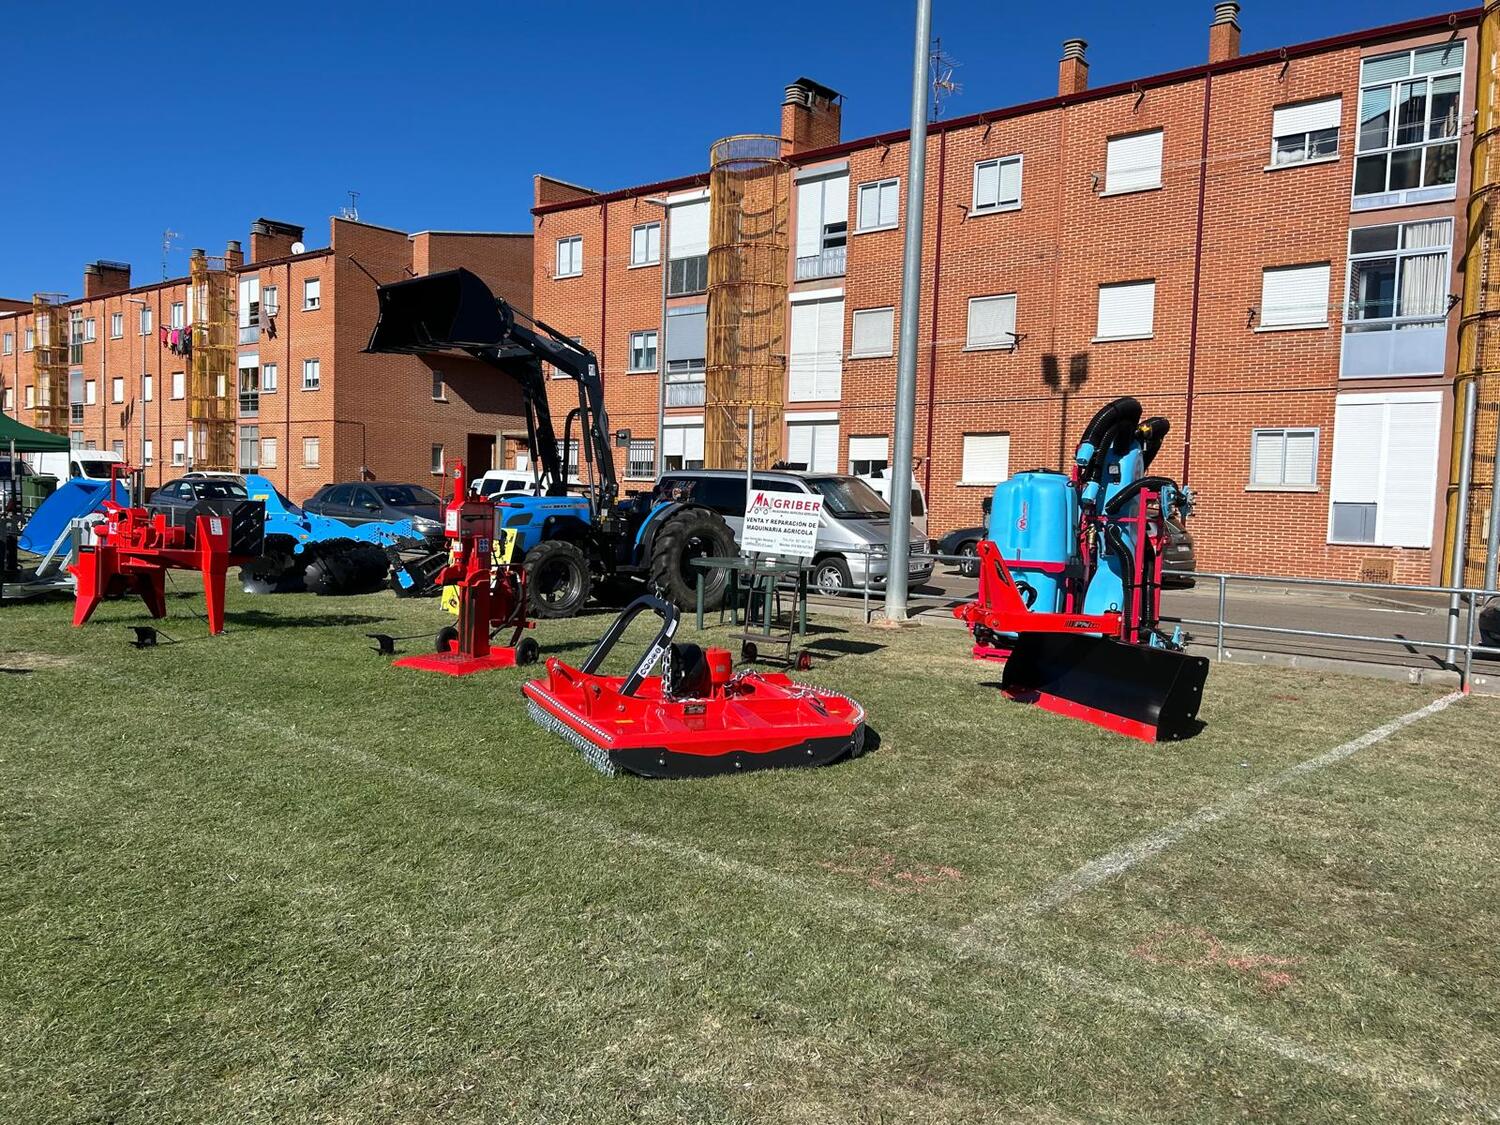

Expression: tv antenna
xmin=341 ymin=190 xmax=361 ymax=222
xmin=929 ymin=37 xmax=962 ymax=122
xmin=161 ymin=229 xmax=180 ymax=280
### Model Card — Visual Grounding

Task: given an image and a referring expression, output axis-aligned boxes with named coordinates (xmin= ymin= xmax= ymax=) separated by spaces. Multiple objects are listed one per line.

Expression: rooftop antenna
xmin=161 ymin=229 xmax=180 ymax=280
xmin=929 ymin=36 xmax=962 ymax=122
xmin=341 ymin=190 xmax=361 ymax=222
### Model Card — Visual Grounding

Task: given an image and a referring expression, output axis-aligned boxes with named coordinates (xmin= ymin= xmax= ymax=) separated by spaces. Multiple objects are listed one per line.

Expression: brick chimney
xmin=1058 ymin=39 xmax=1089 ymax=96
xmin=249 ymin=218 xmax=305 ymax=263
xmin=780 ymin=77 xmax=842 ymax=155
xmin=1209 ymin=1 xmax=1241 ymax=63
xmin=225 ymin=240 xmax=244 ymax=271
xmin=83 ymin=260 xmax=131 ymax=297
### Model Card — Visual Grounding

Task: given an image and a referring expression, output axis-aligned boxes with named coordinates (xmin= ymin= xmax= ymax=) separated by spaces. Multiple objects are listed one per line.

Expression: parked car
xmin=302 ymin=481 xmax=443 ymax=535
xmin=937 ymin=524 xmax=987 ymax=578
xmin=146 ymin=475 xmax=251 ymax=517
xmin=856 ymin=469 xmax=928 ymax=537
xmin=656 ymin=468 xmax=933 ymax=595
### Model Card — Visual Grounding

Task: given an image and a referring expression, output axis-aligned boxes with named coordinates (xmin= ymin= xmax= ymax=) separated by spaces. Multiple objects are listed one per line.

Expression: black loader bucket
xmin=364 ymin=268 xmax=508 ymax=355
xmin=999 ymin=633 xmax=1209 ymax=742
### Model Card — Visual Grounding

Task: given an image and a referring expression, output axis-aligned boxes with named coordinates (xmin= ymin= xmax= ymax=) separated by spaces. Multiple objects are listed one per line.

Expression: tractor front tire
xmin=525 ymin=540 xmax=592 ymax=619
xmin=649 ymin=508 xmax=737 ymax=613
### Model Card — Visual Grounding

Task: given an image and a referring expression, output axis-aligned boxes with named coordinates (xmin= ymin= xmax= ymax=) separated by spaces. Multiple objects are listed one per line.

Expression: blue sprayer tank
xmin=985 ymin=470 xmax=1078 ymax=613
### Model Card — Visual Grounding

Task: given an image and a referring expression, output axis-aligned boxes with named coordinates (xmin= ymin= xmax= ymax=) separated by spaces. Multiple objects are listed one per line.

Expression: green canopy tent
xmin=0 ymin=412 xmax=69 ymax=454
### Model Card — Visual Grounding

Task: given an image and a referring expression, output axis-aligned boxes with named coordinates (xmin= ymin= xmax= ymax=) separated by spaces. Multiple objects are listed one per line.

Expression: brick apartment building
xmin=529 ymin=3 xmax=1483 ymax=584
xmin=0 ymin=218 xmax=532 ymax=501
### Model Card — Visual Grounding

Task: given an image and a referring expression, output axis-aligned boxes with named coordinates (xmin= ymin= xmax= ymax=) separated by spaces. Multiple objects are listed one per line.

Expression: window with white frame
xmin=431 ymin=369 xmax=445 ymax=400
xmin=24 ymin=328 xmax=34 ymax=351
xmin=25 ymin=386 xmax=34 ymax=408
xmin=555 ymin=236 xmax=583 ymax=278
xmin=1354 ymin=43 xmax=1464 ymax=209
xmin=1328 ymin=391 xmax=1440 ymax=546
xmin=143 ymin=375 xmax=153 ymax=401
xmin=263 ymin=285 xmax=279 ymax=316
xmin=667 ymin=199 xmax=709 ymax=295
xmin=110 ymin=312 xmax=123 ymax=338
xmin=972 ymin=155 xmax=1022 ymax=212
xmin=303 ymin=437 xmax=320 ymax=467
xmin=788 ymin=296 xmax=844 ymax=401
xmin=961 ymin=433 xmax=1011 ymax=485
xmin=1342 ymin=218 xmax=1452 ymax=378
xmin=628 ymin=329 xmax=658 ymax=372
xmin=631 ymin=222 xmax=661 ymax=267
xmin=856 ymin=178 xmax=900 ymax=232
xmin=430 ymin=443 xmax=444 ymax=474
xmin=261 ymin=436 xmax=277 ymax=467
xmin=303 ymin=278 xmax=321 ymax=310
xmin=1271 ymin=97 xmax=1341 ymax=167
xmin=662 ymin=422 xmax=705 ymax=471
xmin=139 ymin=307 xmax=151 ymax=336
xmin=1250 ymin=428 xmax=1319 ymax=489
xmin=1104 ymin=130 xmax=1163 ymax=194
xmin=302 ymin=358 xmax=320 ymax=390
xmin=665 ymin=306 xmax=706 ymax=385
xmin=262 ymin=363 xmax=277 ymax=393
xmin=239 ymin=426 xmax=260 ymax=472
xmin=171 ymin=438 xmax=186 ymax=466
xmin=850 ymin=307 xmax=894 ymax=358
xmin=2 ymin=388 xmax=10 ymax=412
xmin=848 ymin=435 xmax=889 ymax=476
xmin=785 ymin=418 xmax=839 ymax=473
xmin=84 ymin=380 xmax=96 ymax=406
xmin=143 ymin=439 xmax=153 ymax=465
xmin=84 ymin=318 xmax=96 ymax=343
xmin=111 ymin=440 xmax=124 ymax=456
xmin=111 ymin=377 xmax=125 ymax=404
xmin=171 ymin=371 xmax=185 ymax=399
xmin=1259 ymin=263 xmax=1330 ymax=329
xmin=966 ymin=294 xmax=1018 ymax=350
xmin=795 ymin=173 xmax=849 ymax=279
xmin=238 ymin=277 xmax=261 ymax=344
xmin=2 ymin=332 xmax=11 ymax=355
xmin=170 ymin=302 xmax=185 ymax=329
xmin=626 ymin=438 xmax=656 ymax=478
xmin=1095 ymin=280 xmax=1156 ymax=340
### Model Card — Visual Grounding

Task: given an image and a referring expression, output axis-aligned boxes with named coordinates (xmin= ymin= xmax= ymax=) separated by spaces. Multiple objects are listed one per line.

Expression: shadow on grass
xmin=805 ymin=637 xmax=887 ymax=659
xmin=225 ymin=610 xmax=396 ymax=630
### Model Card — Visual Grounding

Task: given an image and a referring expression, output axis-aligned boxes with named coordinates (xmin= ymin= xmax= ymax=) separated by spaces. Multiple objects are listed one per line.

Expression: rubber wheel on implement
xmin=741 ymin=641 xmax=758 ymax=664
xmin=649 ymin=508 xmax=737 ymax=612
xmin=436 ymin=625 xmax=458 ymax=653
xmin=516 ymin=636 xmax=540 ymax=666
xmin=525 ymin=540 xmax=592 ymax=619
xmin=795 ymin=650 xmax=813 ymax=671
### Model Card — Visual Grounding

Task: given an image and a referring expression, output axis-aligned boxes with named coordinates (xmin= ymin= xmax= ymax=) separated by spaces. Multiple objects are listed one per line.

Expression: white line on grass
xmin=970 ymin=689 xmax=1464 ymax=926
xmin=132 ymin=686 xmax=1497 ymax=1120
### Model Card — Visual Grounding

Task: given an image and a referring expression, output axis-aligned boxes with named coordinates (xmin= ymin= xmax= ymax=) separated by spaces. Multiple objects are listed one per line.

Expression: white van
xmin=471 ymin=468 xmax=582 ymax=499
xmin=857 ymin=469 xmax=928 ymax=537
xmin=29 ymin=450 xmax=125 ymax=482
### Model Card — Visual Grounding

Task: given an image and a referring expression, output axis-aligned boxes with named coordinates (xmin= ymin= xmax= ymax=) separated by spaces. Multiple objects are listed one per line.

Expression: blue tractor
xmin=364 ymin=269 xmax=736 ymax=617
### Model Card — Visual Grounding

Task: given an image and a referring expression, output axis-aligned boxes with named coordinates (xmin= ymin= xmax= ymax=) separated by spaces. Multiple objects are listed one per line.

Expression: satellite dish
xmin=291 ymin=241 xmax=306 ymax=255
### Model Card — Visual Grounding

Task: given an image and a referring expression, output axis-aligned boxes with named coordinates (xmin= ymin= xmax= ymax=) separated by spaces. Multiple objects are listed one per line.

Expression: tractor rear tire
xmin=525 ymin=540 xmax=592 ymax=619
xmin=650 ymin=508 xmax=736 ymax=613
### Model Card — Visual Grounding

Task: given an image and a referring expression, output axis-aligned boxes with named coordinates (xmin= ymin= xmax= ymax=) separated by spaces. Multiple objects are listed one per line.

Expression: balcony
xmin=1340 ymin=319 xmax=1448 ymax=379
xmin=665 ymin=380 xmax=706 ymax=408
xmin=239 ymin=323 xmax=260 ymax=345
xmin=667 ymin=255 xmax=708 ymax=297
xmin=795 ymin=245 xmax=847 ymax=281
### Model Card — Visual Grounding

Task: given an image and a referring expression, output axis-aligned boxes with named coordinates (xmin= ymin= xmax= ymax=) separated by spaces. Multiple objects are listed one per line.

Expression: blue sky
xmin=0 ymin=0 xmax=1451 ymax=297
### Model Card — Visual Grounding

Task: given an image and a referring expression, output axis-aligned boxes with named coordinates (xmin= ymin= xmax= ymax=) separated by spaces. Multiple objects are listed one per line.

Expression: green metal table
xmin=691 ymin=555 xmax=814 ymax=666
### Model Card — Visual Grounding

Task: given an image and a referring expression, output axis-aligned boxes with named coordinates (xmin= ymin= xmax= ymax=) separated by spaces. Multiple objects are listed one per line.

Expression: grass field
xmin=2 ymin=583 xmax=1498 ymax=1123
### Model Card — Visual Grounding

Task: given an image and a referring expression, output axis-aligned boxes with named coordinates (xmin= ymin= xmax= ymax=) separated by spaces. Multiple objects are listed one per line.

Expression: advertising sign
xmin=741 ymin=490 xmax=824 ymax=559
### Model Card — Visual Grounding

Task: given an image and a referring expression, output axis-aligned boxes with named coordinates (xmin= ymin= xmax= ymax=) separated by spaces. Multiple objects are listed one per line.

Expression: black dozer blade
xmin=999 ymin=633 xmax=1209 ymax=742
xmin=365 ymin=268 xmax=510 ymax=356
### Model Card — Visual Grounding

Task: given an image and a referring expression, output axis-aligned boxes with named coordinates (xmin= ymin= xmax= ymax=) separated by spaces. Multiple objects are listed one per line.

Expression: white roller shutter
xmin=789 ymin=298 xmax=843 ymax=401
xmin=795 ymin=174 xmax=847 ymax=256
xmin=1251 ymin=430 xmax=1286 ymax=486
xmin=1329 ymin=400 xmax=1383 ymax=506
xmin=1096 ymin=281 xmax=1155 ymax=339
xmin=1283 ymin=430 xmax=1318 ymax=486
xmin=967 ymin=295 xmax=1017 ymax=348
xmin=1329 ymin=392 xmax=1440 ymax=547
xmin=786 ymin=420 xmax=839 ymax=472
xmin=851 ymin=308 xmax=894 ymax=357
xmin=961 ymin=433 xmax=1010 ymax=485
xmin=1260 ymin=264 xmax=1329 ymax=327
xmin=848 ymin=435 xmax=888 ymax=467
xmin=786 ymin=420 xmax=813 ymax=469
xmin=237 ymin=277 xmax=259 ymax=328
xmin=668 ymin=199 xmax=709 ymax=259
xmin=1105 ymin=130 xmax=1163 ymax=192
xmin=1272 ymin=97 xmax=1341 ymax=137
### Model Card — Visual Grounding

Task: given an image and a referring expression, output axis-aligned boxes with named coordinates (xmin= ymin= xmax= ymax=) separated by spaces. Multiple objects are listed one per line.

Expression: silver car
xmin=656 ymin=469 xmax=934 ymax=595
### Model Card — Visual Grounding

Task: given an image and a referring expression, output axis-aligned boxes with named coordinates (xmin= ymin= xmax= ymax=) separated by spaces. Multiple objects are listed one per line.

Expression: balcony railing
xmin=665 ymin=380 xmax=705 ymax=407
xmin=667 ymin=255 xmax=708 ymax=297
xmin=795 ymin=245 xmax=847 ymax=281
xmin=1340 ymin=318 xmax=1448 ymax=378
xmin=239 ymin=324 xmax=260 ymax=345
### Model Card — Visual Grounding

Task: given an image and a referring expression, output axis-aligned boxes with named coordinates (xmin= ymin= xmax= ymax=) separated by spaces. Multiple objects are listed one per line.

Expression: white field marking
xmin=965 ymin=690 xmax=1465 ymax=926
xmin=79 ymin=679 xmax=1496 ymax=1120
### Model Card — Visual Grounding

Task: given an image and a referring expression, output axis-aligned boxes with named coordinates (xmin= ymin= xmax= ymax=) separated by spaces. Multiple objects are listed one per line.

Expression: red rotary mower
xmin=523 ymin=596 xmax=866 ymax=778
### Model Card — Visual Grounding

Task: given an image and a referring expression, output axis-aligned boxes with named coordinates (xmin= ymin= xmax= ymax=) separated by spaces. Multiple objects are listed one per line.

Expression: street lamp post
xmin=643 ymin=197 xmax=671 ymax=476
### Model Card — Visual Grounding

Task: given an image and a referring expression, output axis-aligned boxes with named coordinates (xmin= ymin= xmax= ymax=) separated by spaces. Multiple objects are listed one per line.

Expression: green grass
xmin=2 ymin=584 xmax=1497 ymax=1122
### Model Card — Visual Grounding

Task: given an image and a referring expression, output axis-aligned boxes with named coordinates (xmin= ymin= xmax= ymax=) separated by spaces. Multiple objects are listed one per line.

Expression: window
xmin=302 ymin=358 xmax=320 ymax=390
xmin=429 ymin=368 xmax=446 ymax=400
xmin=69 ymin=372 xmax=84 ymax=424
xmin=25 ymin=386 xmax=34 ymax=409
xmin=143 ymin=439 xmax=153 ymax=466
xmin=1104 ymin=130 xmax=1163 ymax=194
xmin=110 ymin=312 xmax=123 ymax=338
xmin=1095 ymin=280 xmax=1156 ymax=341
xmin=848 ymin=435 xmax=889 ymax=476
xmin=667 ymin=198 xmax=709 ymax=295
xmin=84 ymin=318 xmax=96 ymax=343
xmin=2 ymin=388 xmax=10 ymax=412
xmin=303 ymin=278 xmax=321 ymax=310
xmin=666 ymin=305 xmax=707 ymax=382
xmin=171 ymin=371 xmax=185 ymax=399
xmin=262 ymin=363 xmax=277 ymax=393
xmin=1259 ymin=263 xmax=1330 ymax=329
xmin=785 ymin=418 xmax=839 ymax=473
xmin=171 ymin=438 xmax=186 ymax=466
xmin=70 ymin=312 xmax=84 ymax=364
xmin=1354 ymin=43 xmax=1464 ymax=209
xmin=961 ymin=433 xmax=1011 ymax=486
xmin=966 ymin=295 xmax=1018 ymax=350
xmin=850 ymin=307 xmax=894 ymax=358
xmin=430 ymin=443 xmax=444 ymax=474
xmin=263 ymin=286 xmax=279 ymax=316
xmin=856 ymin=178 xmax=899 ymax=232
xmin=239 ymin=426 xmax=260 ymax=472
xmin=143 ymin=375 xmax=153 ymax=402
xmin=1250 ymin=428 xmax=1319 ymax=490
xmin=84 ymin=380 xmax=97 ymax=406
xmin=238 ymin=277 xmax=261 ymax=344
xmin=139 ymin=307 xmax=151 ymax=336
xmin=788 ymin=296 xmax=843 ymax=401
xmin=261 ymin=437 xmax=277 ymax=467
xmin=170 ymin=302 xmax=185 ymax=329
xmin=1328 ymin=391 xmax=1440 ymax=546
xmin=628 ymin=329 xmax=658 ymax=372
xmin=626 ymin=438 xmax=656 ymax=478
xmin=1271 ymin=97 xmax=1341 ymax=167
xmin=1342 ymin=218 xmax=1452 ymax=377
xmin=792 ymin=172 xmax=849 ymax=281
xmin=631 ymin=222 xmax=661 ymax=267
xmin=303 ymin=437 xmax=320 ymax=467
xmin=24 ymin=328 xmax=34 ymax=351
xmin=662 ymin=422 xmax=705 ymax=472
xmin=2 ymin=332 xmax=11 ymax=355
xmin=111 ymin=377 xmax=125 ymax=404
xmin=972 ymin=155 xmax=1022 ymax=212
xmin=555 ymin=236 xmax=583 ymax=278
xmin=238 ymin=355 xmax=260 ymax=415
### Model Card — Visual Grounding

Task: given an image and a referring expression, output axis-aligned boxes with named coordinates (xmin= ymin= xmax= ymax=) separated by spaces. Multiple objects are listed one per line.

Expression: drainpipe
xmin=1181 ymin=69 xmax=1213 ymax=486
xmin=921 ymin=129 xmax=947 ymax=496
xmin=285 ymin=260 xmax=292 ymax=496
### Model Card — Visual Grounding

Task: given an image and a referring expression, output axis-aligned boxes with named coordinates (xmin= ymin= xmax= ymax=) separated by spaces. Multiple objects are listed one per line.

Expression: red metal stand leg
xmin=201 ymin=563 xmax=228 ymax=636
xmin=71 ymin=550 xmax=104 ymax=627
xmin=136 ymin=570 xmax=168 ymax=620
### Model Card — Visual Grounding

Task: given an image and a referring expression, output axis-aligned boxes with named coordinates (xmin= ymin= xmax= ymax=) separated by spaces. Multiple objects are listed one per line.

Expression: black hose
xmin=1103 ymin=523 xmax=1138 ymax=640
xmin=1138 ymin=417 xmax=1170 ymax=467
xmin=1077 ymin=397 xmax=1142 ymax=494
xmin=1104 ymin=475 xmax=1179 ymax=517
